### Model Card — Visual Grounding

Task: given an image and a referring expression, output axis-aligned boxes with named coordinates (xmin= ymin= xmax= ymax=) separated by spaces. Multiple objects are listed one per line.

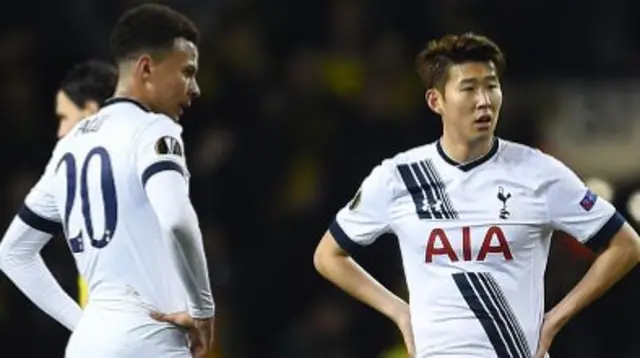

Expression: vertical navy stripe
xmin=453 ymin=273 xmax=513 ymax=357
xmin=422 ymin=160 xmax=459 ymax=219
xmin=480 ymin=273 xmax=531 ymax=356
xmin=454 ymin=272 xmax=528 ymax=358
xmin=409 ymin=162 xmax=443 ymax=219
xmin=467 ymin=274 xmax=524 ymax=358
xmin=398 ymin=164 xmax=431 ymax=219
xmin=398 ymin=160 xmax=458 ymax=220
xmin=417 ymin=161 xmax=451 ymax=219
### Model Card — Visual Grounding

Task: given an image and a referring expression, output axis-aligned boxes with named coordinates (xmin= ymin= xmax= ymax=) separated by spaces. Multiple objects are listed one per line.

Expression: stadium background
xmin=1 ymin=0 xmax=640 ymax=357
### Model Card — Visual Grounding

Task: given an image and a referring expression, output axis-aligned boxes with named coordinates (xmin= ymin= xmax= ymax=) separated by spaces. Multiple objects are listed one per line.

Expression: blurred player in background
xmin=0 ymin=4 xmax=214 ymax=357
xmin=56 ymin=60 xmax=118 ymax=139
xmin=314 ymin=32 xmax=640 ymax=358
xmin=56 ymin=60 xmax=118 ymax=307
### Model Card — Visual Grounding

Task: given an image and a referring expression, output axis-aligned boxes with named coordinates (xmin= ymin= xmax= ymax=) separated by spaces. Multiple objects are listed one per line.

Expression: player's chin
xmin=469 ymin=125 xmax=495 ymax=138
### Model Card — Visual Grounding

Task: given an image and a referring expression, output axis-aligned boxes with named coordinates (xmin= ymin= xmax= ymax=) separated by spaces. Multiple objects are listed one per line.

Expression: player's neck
xmin=113 ymin=81 xmax=152 ymax=112
xmin=439 ymin=134 xmax=495 ymax=164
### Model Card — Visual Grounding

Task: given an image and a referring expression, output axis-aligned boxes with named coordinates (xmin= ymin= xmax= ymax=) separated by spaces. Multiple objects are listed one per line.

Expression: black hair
xmin=59 ymin=60 xmax=118 ymax=108
xmin=110 ymin=3 xmax=199 ymax=61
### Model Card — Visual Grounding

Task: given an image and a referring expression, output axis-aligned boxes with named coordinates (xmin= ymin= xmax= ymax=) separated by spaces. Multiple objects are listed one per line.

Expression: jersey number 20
xmin=58 ymin=147 xmax=118 ymax=253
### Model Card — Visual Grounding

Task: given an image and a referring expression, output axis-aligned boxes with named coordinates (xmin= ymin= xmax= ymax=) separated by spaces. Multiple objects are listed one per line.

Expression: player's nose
xmin=476 ymin=89 xmax=492 ymax=109
xmin=188 ymin=81 xmax=201 ymax=100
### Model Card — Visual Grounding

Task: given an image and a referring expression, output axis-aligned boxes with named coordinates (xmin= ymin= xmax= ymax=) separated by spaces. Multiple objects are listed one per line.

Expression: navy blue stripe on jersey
xmin=329 ymin=220 xmax=361 ymax=255
xmin=466 ymin=273 xmax=527 ymax=358
xmin=142 ymin=160 xmax=185 ymax=187
xmin=453 ymin=272 xmax=526 ymax=358
xmin=397 ymin=164 xmax=431 ymax=220
xmin=409 ymin=162 xmax=443 ymax=220
xmin=398 ymin=161 xmax=456 ymax=220
xmin=585 ymin=211 xmax=625 ymax=252
xmin=18 ymin=205 xmax=62 ymax=235
xmin=478 ymin=273 xmax=531 ymax=357
xmin=421 ymin=160 xmax=459 ymax=219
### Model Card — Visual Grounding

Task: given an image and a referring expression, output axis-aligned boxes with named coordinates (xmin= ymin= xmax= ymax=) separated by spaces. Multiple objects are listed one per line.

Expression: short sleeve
xmin=135 ymin=117 xmax=188 ymax=188
xmin=542 ymin=154 xmax=624 ymax=251
xmin=329 ymin=161 xmax=394 ymax=254
xmin=19 ymin=144 xmax=63 ymax=235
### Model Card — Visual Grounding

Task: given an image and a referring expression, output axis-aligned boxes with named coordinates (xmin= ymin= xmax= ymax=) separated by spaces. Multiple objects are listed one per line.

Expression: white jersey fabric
xmin=0 ymin=98 xmax=213 ymax=357
xmin=330 ymin=138 xmax=624 ymax=358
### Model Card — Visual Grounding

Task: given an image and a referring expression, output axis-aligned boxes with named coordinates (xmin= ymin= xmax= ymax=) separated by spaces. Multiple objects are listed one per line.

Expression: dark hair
xmin=415 ymin=32 xmax=505 ymax=91
xmin=60 ymin=60 xmax=118 ymax=108
xmin=110 ymin=3 xmax=199 ymax=61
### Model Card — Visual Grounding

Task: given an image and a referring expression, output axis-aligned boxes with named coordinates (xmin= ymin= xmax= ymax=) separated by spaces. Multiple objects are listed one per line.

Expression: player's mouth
xmin=178 ymin=102 xmax=190 ymax=115
xmin=473 ymin=114 xmax=492 ymax=128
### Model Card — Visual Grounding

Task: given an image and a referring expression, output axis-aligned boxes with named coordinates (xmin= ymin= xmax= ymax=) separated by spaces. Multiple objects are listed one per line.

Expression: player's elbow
xmin=0 ymin=240 xmax=19 ymax=273
xmin=313 ymin=242 xmax=327 ymax=275
xmin=155 ymin=201 xmax=195 ymax=237
xmin=0 ymin=242 xmax=8 ymax=272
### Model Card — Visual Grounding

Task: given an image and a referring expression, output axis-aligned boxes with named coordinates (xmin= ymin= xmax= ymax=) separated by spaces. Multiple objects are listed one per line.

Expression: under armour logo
xmin=497 ymin=186 xmax=511 ymax=219
xmin=422 ymin=199 xmax=443 ymax=213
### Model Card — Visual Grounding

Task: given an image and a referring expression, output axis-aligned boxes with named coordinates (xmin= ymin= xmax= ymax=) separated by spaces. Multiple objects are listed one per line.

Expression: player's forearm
xmin=0 ymin=218 xmax=82 ymax=331
xmin=314 ymin=239 xmax=408 ymax=322
xmin=145 ymin=172 xmax=214 ymax=318
xmin=166 ymin=204 xmax=215 ymax=318
xmin=549 ymin=224 xmax=640 ymax=328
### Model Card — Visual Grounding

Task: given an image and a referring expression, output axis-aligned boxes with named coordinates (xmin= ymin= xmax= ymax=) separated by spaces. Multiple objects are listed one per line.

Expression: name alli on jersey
xmin=425 ymin=226 xmax=512 ymax=263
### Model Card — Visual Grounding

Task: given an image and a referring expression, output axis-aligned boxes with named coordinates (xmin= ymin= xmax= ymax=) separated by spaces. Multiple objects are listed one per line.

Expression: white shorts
xmin=65 ymin=305 xmax=191 ymax=358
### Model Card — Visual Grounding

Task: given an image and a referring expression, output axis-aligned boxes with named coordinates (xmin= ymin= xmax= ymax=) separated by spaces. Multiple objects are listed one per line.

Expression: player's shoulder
xmin=97 ymin=97 xmax=183 ymax=137
xmin=363 ymin=142 xmax=438 ymax=187
xmin=136 ymin=112 xmax=182 ymax=138
xmin=497 ymin=139 xmax=565 ymax=173
xmin=388 ymin=141 xmax=439 ymax=167
xmin=496 ymin=138 xmax=577 ymax=193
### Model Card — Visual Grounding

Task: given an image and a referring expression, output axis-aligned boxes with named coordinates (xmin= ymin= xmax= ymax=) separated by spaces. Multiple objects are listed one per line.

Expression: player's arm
xmin=313 ymin=163 xmax=410 ymax=324
xmin=136 ymin=119 xmax=214 ymax=319
xmin=0 ymin=149 xmax=83 ymax=331
xmin=314 ymin=231 xmax=410 ymax=321
xmin=542 ymin=156 xmax=640 ymax=332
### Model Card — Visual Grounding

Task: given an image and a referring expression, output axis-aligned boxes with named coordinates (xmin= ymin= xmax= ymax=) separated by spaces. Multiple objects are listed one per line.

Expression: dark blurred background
xmin=1 ymin=0 xmax=640 ymax=357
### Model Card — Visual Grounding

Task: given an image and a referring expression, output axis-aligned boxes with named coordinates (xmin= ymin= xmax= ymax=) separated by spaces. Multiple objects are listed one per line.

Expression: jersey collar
xmin=102 ymin=97 xmax=150 ymax=112
xmin=436 ymin=137 xmax=500 ymax=172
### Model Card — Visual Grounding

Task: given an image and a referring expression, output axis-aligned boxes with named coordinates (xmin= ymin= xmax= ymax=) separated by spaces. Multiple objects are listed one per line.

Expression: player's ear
xmin=426 ymin=89 xmax=443 ymax=115
xmin=136 ymin=55 xmax=153 ymax=82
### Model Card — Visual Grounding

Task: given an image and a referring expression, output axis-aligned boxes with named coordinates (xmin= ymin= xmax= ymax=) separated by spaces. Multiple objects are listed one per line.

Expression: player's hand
xmin=151 ymin=311 xmax=195 ymax=328
xmin=535 ymin=312 xmax=562 ymax=358
xmin=151 ymin=311 xmax=215 ymax=354
xmin=187 ymin=329 xmax=207 ymax=358
xmin=393 ymin=307 xmax=416 ymax=357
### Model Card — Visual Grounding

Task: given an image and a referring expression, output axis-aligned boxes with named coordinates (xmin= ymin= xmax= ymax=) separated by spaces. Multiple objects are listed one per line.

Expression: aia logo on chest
xmin=425 ymin=226 xmax=513 ymax=263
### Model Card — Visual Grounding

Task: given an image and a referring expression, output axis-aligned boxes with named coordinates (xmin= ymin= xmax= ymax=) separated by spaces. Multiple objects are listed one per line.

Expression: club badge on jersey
xmin=154 ymin=136 xmax=183 ymax=157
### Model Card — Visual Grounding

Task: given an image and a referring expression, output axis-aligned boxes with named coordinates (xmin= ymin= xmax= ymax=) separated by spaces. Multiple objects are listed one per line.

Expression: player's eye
xmin=183 ymin=66 xmax=197 ymax=78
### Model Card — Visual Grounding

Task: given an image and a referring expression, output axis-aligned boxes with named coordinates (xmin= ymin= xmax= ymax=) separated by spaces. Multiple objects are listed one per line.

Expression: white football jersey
xmin=331 ymin=138 xmax=624 ymax=358
xmin=20 ymin=98 xmax=189 ymax=314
